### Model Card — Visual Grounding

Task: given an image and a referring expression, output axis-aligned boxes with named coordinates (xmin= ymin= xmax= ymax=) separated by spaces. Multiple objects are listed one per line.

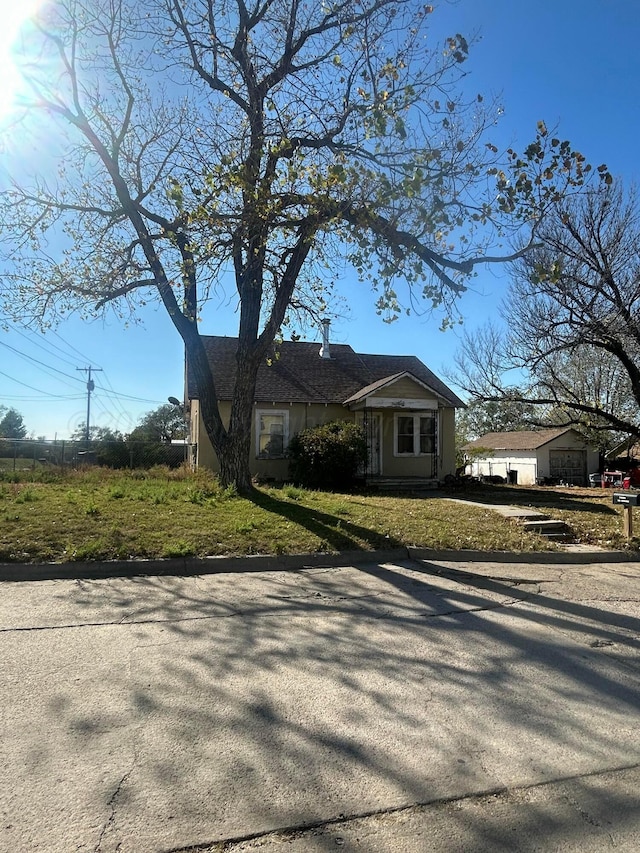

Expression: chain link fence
xmin=0 ymin=438 xmax=194 ymax=471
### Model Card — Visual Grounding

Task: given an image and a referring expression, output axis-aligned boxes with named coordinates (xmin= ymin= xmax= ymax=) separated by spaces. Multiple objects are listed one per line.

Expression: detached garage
xmin=464 ymin=427 xmax=599 ymax=486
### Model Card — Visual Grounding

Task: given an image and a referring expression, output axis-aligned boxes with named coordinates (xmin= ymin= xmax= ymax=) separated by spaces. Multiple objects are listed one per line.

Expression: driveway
xmin=1 ymin=555 xmax=639 ymax=851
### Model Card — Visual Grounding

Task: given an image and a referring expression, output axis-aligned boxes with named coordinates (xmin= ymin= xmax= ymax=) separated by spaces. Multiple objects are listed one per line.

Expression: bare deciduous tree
xmin=453 ymin=182 xmax=640 ymax=446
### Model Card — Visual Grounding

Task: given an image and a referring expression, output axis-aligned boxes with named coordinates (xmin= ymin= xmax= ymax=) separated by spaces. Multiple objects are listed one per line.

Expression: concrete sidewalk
xmin=1 ymin=554 xmax=639 ymax=852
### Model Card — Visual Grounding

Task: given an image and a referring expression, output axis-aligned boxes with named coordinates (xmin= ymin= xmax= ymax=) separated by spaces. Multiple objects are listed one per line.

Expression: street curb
xmin=0 ymin=549 xmax=409 ymax=582
xmin=408 ymin=547 xmax=640 ymax=565
xmin=0 ymin=546 xmax=638 ymax=582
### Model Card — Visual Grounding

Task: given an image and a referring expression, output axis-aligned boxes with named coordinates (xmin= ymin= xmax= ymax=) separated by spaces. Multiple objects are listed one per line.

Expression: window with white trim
xmin=256 ymin=410 xmax=289 ymax=459
xmin=394 ymin=412 xmax=436 ymax=456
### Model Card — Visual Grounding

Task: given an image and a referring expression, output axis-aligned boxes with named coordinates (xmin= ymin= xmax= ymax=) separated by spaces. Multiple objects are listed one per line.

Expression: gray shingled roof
xmin=464 ymin=427 xmax=576 ymax=452
xmin=188 ymin=336 xmax=464 ymax=407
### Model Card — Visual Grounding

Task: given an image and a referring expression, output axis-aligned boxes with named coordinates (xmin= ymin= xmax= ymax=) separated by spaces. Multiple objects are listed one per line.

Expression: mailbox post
xmin=613 ymin=492 xmax=639 ymax=539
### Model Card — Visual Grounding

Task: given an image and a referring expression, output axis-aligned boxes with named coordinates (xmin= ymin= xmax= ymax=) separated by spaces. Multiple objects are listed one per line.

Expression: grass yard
xmin=0 ymin=466 xmax=635 ymax=563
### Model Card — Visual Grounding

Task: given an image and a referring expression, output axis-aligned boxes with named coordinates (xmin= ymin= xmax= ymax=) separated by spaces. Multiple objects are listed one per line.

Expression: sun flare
xmin=0 ymin=0 xmax=45 ymax=119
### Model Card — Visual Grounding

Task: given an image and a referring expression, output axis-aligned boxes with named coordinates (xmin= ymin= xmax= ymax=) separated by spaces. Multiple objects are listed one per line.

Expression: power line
xmin=0 ymin=340 xmax=85 ymax=387
xmin=50 ymin=329 xmax=99 ymax=366
xmin=9 ymin=327 xmax=81 ymax=369
xmin=0 ymin=394 xmax=85 ymax=402
xmin=98 ymin=369 xmax=135 ymax=422
xmin=1 ymin=336 xmax=171 ymax=407
xmin=0 ymin=368 xmax=85 ymax=398
xmin=92 ymin=383 xmax=167 ymax=404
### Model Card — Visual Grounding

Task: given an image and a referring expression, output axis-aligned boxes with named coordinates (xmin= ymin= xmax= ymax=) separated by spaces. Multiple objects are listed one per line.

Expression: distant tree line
xmin=0 ymin=403 xmax=188 ymax=469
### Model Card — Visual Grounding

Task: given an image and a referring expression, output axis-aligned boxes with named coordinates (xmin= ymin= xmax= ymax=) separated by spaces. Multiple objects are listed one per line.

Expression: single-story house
xmin=463 ymin=427 xmax=600 ymax=486
xmin=187 ymin=328 xmax=464 ymax=484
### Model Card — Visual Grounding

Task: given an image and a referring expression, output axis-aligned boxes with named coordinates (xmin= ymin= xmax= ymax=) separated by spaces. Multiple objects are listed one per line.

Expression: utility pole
xmin=77 ymin=366 xmax=103 ymax=443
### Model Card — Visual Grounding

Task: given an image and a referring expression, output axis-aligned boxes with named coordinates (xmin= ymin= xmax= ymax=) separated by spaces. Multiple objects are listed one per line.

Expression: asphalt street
xmin=1 ymin=555 xmax=639 ymax=852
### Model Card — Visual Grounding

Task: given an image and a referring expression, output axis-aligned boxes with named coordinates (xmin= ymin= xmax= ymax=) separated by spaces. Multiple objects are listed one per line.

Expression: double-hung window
xmin=256 ymin=410 xmax=289 ymax=459
xmin=394 ymin=412 xmax=436 ymax=456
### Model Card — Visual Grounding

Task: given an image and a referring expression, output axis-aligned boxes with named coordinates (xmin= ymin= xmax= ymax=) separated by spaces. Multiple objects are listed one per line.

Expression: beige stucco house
xmin=464 ymin=427 xmax=600 ymax=486
xmin=188 ymin=330 xmax=464 ymax=485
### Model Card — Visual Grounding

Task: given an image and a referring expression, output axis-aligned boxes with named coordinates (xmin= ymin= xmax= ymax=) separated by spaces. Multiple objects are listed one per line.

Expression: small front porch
xmin=346 ymin=372 xmax=446 ymax=483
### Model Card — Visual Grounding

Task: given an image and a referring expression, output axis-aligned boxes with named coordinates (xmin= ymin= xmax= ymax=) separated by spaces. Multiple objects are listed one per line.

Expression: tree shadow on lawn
xmin=248 ymin=488 xmax=404 ymax=552
xmin=448 ymin=483 xmax=619 ymax=516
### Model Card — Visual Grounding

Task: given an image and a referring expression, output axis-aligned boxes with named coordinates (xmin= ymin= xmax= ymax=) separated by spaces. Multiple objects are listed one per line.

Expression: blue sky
xmin=1 ymin=0 xmax=639 ymax=438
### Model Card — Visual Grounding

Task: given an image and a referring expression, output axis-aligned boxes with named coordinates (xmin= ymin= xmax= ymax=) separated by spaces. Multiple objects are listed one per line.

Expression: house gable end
xmin=344 ymin=372 xmax=442 ymax=408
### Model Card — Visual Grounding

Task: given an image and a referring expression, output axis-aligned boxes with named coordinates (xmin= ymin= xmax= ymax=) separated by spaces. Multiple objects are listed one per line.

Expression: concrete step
xmin=522 ymin=519 xmax=570 ymax=534
xmin=521 ymin=518 xmax=574 ymax=542
xmin=542 ymin=532 xmax=575 ymax=542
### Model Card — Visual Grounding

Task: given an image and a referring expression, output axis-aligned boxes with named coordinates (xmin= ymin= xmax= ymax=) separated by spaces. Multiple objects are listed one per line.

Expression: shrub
xmin=288 ymin=421 xmax=367 ymax=491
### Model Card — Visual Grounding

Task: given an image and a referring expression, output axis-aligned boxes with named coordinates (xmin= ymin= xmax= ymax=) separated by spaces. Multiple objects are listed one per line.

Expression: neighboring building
xmin=607 ymin=437 xmax=640 ymax=466
xmin=187 ymin=329 xmax=464 ymax=484
xmin=464 ymin=427 xmax=599 ymax=486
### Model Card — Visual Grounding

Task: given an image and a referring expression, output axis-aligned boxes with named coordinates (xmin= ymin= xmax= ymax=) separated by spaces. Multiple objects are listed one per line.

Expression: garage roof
xmin=464 ymin=427 xmax=579 ymax=452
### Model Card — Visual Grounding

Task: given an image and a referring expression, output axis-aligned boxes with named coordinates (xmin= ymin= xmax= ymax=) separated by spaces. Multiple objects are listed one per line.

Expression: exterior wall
xmin=191 ymin=395 xmax=458 ymax=482
xmin=366 ymin=381 xmax=455 ymax=479
xmin=252 ymin=402 xmax=346 ymax=481
xmin=470 ymin=451 xmax=538 ymax=485
xmin=370 ymin=377 xmax=435 ymax=400
xmin=191 ymin=400 xmax=347 ymax=479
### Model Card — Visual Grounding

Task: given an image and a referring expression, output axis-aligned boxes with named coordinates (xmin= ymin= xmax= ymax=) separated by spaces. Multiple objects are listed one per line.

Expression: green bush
xmin=288 ymin=421 xmax=367 ymax=491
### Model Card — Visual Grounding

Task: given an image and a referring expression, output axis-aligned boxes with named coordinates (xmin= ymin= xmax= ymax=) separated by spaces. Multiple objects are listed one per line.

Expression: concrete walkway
xmin=442 ymin=496 xmax=550 ymax=522
xmin=1 ymin=553 xmax=639 ymax=852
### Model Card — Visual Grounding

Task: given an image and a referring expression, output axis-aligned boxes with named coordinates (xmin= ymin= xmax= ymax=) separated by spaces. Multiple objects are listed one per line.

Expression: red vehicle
xmin=601 ymin=466 xmax=640 ymax=489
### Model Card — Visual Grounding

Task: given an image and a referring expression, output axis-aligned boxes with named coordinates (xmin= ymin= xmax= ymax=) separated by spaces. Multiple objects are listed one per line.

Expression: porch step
xmin=367 ymin=477 xmax=439 ymax=492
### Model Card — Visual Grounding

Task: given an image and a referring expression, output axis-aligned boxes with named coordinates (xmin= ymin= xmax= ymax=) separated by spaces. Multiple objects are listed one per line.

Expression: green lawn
xmin=0 ymin=467 xmax=634 ymax=563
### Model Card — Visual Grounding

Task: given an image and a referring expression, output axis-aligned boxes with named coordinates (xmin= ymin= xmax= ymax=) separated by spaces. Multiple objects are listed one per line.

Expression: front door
xmin=357 ymin=413 xmax=381 ymax=476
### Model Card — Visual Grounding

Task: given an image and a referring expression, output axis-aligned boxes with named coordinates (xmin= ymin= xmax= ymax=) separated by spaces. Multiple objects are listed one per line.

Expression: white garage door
xmin=549 ymin=450 xmax=586 ymax=485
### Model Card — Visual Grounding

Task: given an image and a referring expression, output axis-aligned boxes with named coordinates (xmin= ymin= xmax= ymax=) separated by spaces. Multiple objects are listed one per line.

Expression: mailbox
xmin=613 ymin=492 xmax=639 ymax=506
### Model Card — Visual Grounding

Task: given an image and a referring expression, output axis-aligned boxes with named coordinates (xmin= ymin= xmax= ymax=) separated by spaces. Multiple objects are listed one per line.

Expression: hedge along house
xmin=463 ymin=427 xmax=600 ymax=486
xmin=187 ymin=327 xmax=464 ymax=485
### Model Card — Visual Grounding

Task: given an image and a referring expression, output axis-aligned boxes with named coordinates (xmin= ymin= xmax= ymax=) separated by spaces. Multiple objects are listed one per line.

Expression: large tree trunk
xmin=181 ymin=316 xmax=261 ymax=495
xmin=220 ymin=339 xmax=261 ymax=494
xmin=218 ymin=430 xmax=253 ymax=493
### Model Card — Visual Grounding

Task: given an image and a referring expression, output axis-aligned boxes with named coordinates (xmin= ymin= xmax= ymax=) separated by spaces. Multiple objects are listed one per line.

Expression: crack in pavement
xmin=561 ymin=792 xmax=603 ymax=828
xmin=94 ymin=761 xmax=136 ymax=853
xmin=0 ymin=590 xmax=530 ymax=634
xmin=161 ymin=762 xmax=640 ymax=853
